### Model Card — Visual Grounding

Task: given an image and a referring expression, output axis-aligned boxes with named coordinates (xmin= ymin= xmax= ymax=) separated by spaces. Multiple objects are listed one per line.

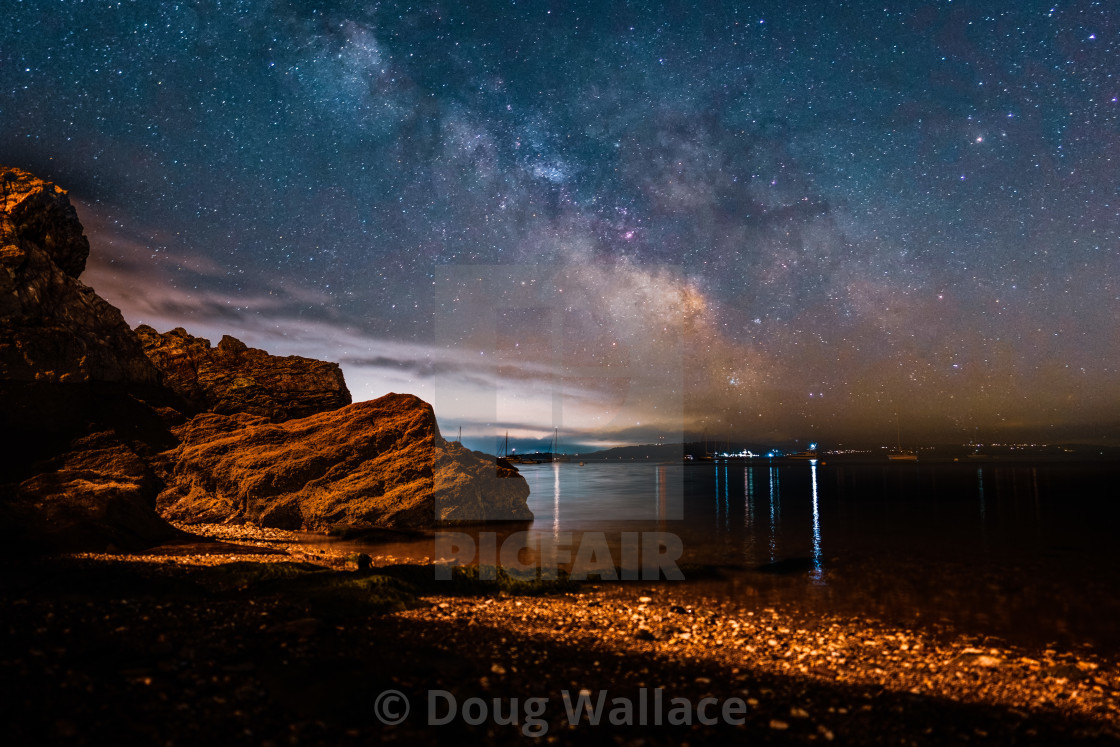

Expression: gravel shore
xmin=2 ymin=524 xmax=1117 ymax=745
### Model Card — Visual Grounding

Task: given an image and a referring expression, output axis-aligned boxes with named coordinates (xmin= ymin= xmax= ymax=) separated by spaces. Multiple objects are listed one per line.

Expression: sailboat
xmin=551 ymin=427 xmax=570 ymax=463
xmin=887 ymin=415 xmax=918 ymax=461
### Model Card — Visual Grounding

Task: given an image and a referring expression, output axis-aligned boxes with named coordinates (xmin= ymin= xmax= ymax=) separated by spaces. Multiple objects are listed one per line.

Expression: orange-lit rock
xmin=6 ymin=424 xmax=179 ymax=553
xmin=158 ymin=392 xmax=532 ymax=530
xmin=0 ymin=166 xmax=160 ymax=384
xmin=135 ymin=325 xmax=351 ymax=422
xmin=0 ymin=166 xmax=178 ymax=553
xmin=1 ymin=166 xmax=527 ymax=553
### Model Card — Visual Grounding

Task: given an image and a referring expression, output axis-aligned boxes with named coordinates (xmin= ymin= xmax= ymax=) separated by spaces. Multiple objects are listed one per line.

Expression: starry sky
xmin=3 ymin=0 xmax=1118 ymax=449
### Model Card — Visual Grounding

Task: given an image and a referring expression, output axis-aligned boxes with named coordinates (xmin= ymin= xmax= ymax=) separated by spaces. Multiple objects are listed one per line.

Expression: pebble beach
xmin=3 ymin=523 xmax=1117 ymax=745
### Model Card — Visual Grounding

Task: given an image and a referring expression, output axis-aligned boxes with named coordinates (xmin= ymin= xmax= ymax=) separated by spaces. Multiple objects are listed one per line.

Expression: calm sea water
xmin=344 ymin=459 xmax=1120 ymax=652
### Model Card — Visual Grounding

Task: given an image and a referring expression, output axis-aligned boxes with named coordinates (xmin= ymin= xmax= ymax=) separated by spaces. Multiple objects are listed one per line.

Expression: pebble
xmin=32 ymin=521 xmax=1120 ymax=744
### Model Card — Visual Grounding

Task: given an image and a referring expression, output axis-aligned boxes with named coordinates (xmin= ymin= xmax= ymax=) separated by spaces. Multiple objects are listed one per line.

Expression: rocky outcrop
xmin=2 ymin=419 xmax=179 ymax=553
xmin=0 ymin=167 xmax=160 ymax=384
xmin=0 ymin=166 xmax=179 ymax=553
xmin=1 ymin=166 xmax=529 ymax=554
xmin=134 ymin=325 xmax=351 ymax=422
xmin=157 ymin=393 xmax=532 ymax=530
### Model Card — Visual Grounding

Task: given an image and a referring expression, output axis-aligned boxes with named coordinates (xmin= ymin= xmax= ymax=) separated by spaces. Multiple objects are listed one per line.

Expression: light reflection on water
xmin=767 ymin=465 xmax=779 ymax=563
xmin=978 ymin=467 xmax=986 ymax=521
xmin=810 ymin=460 xmax=822 ymax=583
xmin=333 ymin=459 xmax=1120 ymax=652
xmin=512 ymin=459 xmax=1120 ymax=650
xmin=515 ymin=460 xmax=1117 ymax=569
xmin=552 ymin=462 xmax=560 ymax=539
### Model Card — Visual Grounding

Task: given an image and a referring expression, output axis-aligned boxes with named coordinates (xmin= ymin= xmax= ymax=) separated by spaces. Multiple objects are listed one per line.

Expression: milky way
xmin=3 ymin=1 xmax=1118 ymax=448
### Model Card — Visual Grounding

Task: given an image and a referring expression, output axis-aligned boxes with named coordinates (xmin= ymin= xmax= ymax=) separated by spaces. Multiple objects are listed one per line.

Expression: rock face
xmin=0 ymin=377 xmax=187 ymax=554
xmin=0 ymin=167 xmax=180 ymax=553
xmin=0 ymin=167 xmax=160 ymax=384
xmin=1 ymin=166 xmax=530 ymax=553
xmin=4 ymin=419 xmax=178 ymax=553
xmin=158 ymin=393 xmax=532 ymax=530
xmin=134 ymin=325 xmax=351 ymax=422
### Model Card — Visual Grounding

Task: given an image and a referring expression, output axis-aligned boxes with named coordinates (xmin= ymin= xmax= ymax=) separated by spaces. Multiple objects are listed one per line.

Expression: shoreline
xmin=3 ymin=523 xmax=1118 ymax=744
xmin=60 ymin=521 xmax=1120 ymax=656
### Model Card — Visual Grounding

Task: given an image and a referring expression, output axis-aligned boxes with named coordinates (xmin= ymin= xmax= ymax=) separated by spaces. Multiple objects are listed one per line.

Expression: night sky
xmin=3 ymin=1 xmax=1118 ymax=449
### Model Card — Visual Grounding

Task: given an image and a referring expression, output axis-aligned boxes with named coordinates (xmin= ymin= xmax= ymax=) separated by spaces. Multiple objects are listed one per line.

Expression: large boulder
xmin=134 ymin=325 xmax=351 ymax=422
xmin=157 ymin=392 xmax=533 ymax=530
xmin=1 ymin=416 xmax=179 ymax=553
xmin=0 ymin=167 xmax=160 ymax=384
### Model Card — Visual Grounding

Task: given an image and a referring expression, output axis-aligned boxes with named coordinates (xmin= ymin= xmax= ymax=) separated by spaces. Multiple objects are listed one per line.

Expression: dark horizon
xmin=455 ymin=427 xmax=1120 ymax=459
